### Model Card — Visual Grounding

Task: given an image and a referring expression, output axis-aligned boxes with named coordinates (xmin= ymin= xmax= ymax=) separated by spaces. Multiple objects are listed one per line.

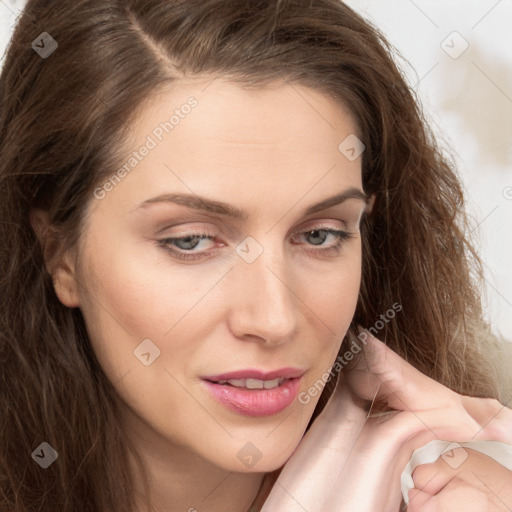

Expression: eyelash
xmin=158 ymin=226 xmax=355 ymax=261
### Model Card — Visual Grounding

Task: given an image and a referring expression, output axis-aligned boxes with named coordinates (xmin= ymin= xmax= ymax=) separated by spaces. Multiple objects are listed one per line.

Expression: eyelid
xmin=156 ymin=219 xmax=352 ymax=246
xmin=301 ymin=202 xmax=366 ymax=230
xmin=300 ymin=217 xmax=349 ymax=232
xmin=152 ymin=216 xmax=238 ymax=238
xmin=155 ymin=211 xmax=359 ymax=235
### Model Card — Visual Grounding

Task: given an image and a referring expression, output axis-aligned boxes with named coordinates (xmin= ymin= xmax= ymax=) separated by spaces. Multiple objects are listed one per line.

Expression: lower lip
xmin=202 ymin=378 xmax=301 ymax=417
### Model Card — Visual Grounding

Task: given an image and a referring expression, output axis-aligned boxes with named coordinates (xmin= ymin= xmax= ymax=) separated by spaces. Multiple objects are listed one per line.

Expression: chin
xmin=208 ymin=421 xmax=309 ymax=474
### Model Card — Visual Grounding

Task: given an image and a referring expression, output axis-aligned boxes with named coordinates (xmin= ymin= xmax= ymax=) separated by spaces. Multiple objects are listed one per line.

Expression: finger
xmin=412 ymin=447 xmax=512 ymax=507
xmin=260 ymin=375 xmax=368 ymax=512
xmin=348 ymin=329 xmax=512 ymax=444
xmin=317 ymin=386 xmax=500 ymax=511
xmin=321 ymin=412 xmax=490 ymax=512
xmin=408 ymin=479 xmax=489 ymax=512
xmin=345 ymin=328 xmax=460 ymax=412
xmin=406 ymin=488 xmax=437 ymax=512
xmin=460 ymin=396 xmax=512 ymax=444
xmin=412 ymin=447 xmax=471 ymax=495
xmin=429 ymin=477 xmax=489 ymax=511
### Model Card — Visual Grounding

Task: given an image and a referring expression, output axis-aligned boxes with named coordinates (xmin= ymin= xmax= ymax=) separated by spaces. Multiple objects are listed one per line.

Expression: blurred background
xmin=1 ymin=0 xmax=511 ymax=340
xmin=343 ymin=0 xmax=512 ymax=342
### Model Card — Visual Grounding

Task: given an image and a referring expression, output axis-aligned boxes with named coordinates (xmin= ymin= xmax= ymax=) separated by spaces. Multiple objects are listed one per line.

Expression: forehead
xmin=87 ymin=78 xmax=363 ymax=220
xmin=130 ymin=76 xmax=360 ymax=153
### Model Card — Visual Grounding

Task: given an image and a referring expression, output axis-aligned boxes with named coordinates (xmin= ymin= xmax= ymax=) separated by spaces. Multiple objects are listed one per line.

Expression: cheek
xmin=289 ymin=244 xmax=361 ymax=369
xmin=75 ymin=225 xmax=235 ymax=394
xmin=306 ymin=245 xmax=362 ymax=358
xmin=78 ymin=225 xmax=204 ymax=335
xmin=74 ymin=228 xmax=170 ymax=380
xmin=299 ymin=244 xmax=362 ymax=323
xmin=78 ymin=216 xmax=362 ymax=368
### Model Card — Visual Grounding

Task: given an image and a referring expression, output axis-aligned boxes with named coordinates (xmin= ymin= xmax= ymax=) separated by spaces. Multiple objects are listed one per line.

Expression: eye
xmin=292 ymin=228 xmax=355 ymax=256
xmin=158 ymin=231 xmax=218 ymax=260
xmin=158 ymin=226 xmax=355 ymax=261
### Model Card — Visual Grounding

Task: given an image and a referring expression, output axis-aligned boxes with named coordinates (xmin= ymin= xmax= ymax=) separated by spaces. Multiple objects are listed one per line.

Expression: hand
xmin=260 ymin=329 xmax=512 ymax=512
xmin=408 ymin=447 xmax=512 ymax=511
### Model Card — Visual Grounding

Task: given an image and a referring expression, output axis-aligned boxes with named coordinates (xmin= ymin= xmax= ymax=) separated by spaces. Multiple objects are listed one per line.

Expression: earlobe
xmin=51 ymin=258 xmax=81 ymax=309
xmin=29 ymin=208 xmax=81 ymax=308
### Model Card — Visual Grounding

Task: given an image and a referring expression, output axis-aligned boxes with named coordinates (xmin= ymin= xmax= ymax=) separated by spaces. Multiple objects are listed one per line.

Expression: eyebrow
xmin=130 ymin=187 xmax=368 ymax=220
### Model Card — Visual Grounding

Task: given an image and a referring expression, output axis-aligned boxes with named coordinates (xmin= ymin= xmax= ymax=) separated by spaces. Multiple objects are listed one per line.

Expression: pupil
xmin=178 ymin=236 xmax=200 ymax=250
xmin=309 ymin=229 xmax=326 ymax=245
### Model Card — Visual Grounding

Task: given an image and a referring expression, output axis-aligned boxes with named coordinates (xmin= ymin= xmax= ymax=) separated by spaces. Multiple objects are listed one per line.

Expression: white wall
xmin=344 ymin=0 xmax=512 ymax=340
xmin=1 ymin=0 xmax=511 ymax=339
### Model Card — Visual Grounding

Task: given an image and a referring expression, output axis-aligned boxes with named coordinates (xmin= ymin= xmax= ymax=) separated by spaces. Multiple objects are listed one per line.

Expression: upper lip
xmin=203 ymin=367 xmax=306 ymax=382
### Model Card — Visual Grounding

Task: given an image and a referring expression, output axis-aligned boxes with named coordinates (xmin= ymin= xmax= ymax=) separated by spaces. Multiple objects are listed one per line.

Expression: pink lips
xmin=202 ymin=367 xmax=305 ymax=417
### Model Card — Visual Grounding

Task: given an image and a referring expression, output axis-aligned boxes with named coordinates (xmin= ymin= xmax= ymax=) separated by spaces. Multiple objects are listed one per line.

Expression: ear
xmin=29 ymin=208 xmax=81 ymax=308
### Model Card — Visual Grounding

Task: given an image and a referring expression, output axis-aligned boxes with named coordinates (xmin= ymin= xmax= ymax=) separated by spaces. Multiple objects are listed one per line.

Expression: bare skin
xmin=33 ymin=78 xmax=367 ymax=511
xmin=31 ymin=78 xmax=512 ymax=512
xmin=261 ymin=331 xmax=512 ymax=511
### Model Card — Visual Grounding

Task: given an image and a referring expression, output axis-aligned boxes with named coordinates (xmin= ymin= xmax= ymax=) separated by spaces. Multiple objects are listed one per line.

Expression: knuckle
xmin=412 ymin=463 xmax=439 ymax=488
xmin=481 ymin=419 xmax=511 ymax=441
xmin=479 ymin=397 xmax=503 ymax=411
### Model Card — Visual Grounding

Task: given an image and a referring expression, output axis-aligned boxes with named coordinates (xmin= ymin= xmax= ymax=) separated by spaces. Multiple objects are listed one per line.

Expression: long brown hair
xmin=0 ymin=0 xmax=504 ymax=510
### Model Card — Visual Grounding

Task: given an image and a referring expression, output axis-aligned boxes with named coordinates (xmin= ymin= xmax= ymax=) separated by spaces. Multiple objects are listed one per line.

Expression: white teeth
xmin=219 ymin=378 xmax=285 ymax=389
xmin=245 ymin=378 xmax=264 ymax=389
xmin=263 ymin=378 xmax=281 ymax=389
xmin=227 ymin=378 xmax=246 ymax=388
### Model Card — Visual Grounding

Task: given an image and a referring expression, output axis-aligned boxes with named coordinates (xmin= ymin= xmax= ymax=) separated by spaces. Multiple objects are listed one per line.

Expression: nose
xmin=226 ymin=240 xmax=299 ymax=346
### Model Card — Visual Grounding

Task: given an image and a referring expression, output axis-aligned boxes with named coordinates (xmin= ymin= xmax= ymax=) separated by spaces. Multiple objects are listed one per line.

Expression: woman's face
xmin=61 ymin=78 xmax=367 ymax=472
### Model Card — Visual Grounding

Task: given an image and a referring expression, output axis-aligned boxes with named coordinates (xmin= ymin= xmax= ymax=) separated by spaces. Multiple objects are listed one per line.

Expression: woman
xmin=1 ymin=0 xmax=511 ymax=511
